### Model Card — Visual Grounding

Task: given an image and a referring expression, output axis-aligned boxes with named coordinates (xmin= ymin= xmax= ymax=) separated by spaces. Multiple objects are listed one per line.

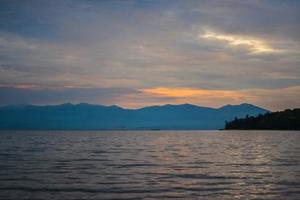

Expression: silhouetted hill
xmin=0 ymin=103 xmax=269 ymax=130
xmin=225 ymin=108 xmax=300 ymax=130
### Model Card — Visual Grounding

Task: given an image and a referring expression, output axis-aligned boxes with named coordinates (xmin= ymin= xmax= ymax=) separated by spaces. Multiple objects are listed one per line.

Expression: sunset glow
xmin=142 ymin=87 xmax=243 ymax=99
xmin=0 ymin=1 xmax=300 ymax=199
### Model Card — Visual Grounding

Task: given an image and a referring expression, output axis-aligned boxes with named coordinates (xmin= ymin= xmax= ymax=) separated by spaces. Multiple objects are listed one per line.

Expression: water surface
xmin=0 ymin=130 xmax=300 ymax=199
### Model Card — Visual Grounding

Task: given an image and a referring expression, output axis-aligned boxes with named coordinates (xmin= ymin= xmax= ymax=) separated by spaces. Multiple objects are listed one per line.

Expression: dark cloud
xmin=0 ymin=87 xmax=139 ymax=105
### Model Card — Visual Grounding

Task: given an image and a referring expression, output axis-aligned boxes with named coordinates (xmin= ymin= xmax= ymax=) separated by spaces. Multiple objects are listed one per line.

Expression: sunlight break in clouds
xmin=201 ymin=30 xmax=278 ymax=54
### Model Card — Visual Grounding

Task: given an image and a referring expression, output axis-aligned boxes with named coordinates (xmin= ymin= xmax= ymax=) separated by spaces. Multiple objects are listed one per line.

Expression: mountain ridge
xmin=0 ymin=102 xmax=267 ymax=110
xmin=0 ymin=103 xmax=269 ymax=130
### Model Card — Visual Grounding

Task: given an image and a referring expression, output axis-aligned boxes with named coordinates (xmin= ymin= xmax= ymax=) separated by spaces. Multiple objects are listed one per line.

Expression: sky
xmin=0 ymin=0 xmax=299 ymax=111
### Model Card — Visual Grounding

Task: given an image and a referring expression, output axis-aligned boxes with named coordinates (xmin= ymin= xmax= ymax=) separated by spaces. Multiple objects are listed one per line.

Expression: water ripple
xmin=0 ymin=130 xmax=299 ymax=199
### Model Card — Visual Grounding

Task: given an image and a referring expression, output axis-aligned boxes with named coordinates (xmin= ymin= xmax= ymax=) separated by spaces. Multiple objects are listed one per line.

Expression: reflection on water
xmin=0 ymin=130 xmax=300 ymax=199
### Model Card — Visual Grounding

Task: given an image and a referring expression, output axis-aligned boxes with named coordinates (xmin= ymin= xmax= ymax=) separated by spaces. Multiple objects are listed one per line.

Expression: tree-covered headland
xmin=225 ymin=109 xmax=300 ymax=130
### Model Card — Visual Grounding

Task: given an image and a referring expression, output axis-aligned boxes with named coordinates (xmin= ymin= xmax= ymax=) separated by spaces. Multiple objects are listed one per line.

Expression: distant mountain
xmin=225 ymin=108 xmax=300 ymax=130
xmin=0 ymin=103 xmax=269 ymax=130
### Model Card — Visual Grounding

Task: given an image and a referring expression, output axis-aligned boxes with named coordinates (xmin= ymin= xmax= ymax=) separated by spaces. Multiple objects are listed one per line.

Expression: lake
xmin=0 ymin=130 xmax=299 ymax=199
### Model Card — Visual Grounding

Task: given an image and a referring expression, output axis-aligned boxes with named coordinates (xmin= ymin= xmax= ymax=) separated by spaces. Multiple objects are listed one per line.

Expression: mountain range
xmin=0 ymin=103 xmax=269 ymax=130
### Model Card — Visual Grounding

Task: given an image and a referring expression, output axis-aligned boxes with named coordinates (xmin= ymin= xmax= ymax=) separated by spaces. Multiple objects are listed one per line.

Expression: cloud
xmin=200 ymin=29 xmax=279 ymax=54
xmin=0 ymin=86 xmax=140 ymax=106
xmin=0 ymin=0 xmax=299 ymax=110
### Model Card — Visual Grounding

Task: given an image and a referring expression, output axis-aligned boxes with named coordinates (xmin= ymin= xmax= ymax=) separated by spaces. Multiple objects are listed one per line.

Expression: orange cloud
xmin=138 ymin=86 xmax=300 ymax=111
xmin=141 ymin=87 xmax=243 ymax=100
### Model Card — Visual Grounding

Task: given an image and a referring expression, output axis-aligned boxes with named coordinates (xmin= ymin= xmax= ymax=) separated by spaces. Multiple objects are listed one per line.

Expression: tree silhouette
xmin=225 ymin=109 xmax=300 ymax=130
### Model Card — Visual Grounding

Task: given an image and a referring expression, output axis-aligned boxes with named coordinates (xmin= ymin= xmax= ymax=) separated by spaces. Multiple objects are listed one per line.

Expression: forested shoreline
xmin=225 ymin=109 xmax=300 ymax=130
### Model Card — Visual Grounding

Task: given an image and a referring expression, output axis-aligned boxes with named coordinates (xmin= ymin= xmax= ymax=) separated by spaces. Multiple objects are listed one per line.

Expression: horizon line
xmin=0 ymin=102 xmax=270 ymax=111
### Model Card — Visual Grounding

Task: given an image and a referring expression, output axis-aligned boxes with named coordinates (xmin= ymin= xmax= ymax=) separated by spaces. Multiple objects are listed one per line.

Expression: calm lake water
xmin=0 ymin=130 xmax=300 ymax=200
